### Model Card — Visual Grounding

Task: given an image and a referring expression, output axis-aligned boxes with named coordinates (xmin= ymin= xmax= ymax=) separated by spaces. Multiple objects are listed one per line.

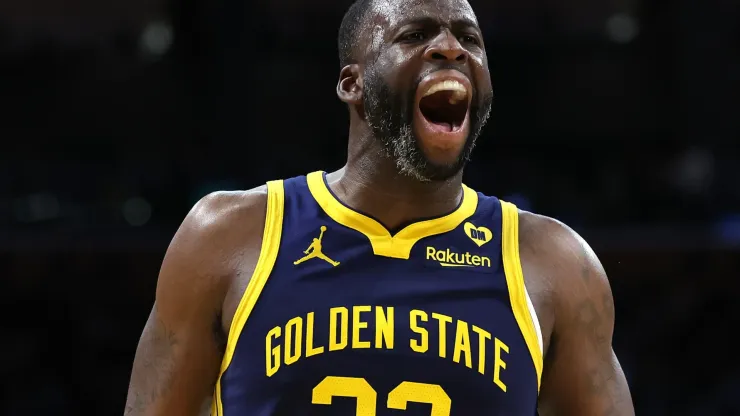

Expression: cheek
xmin=471 ymin=52 xmax=488 ymax=71
xmin=481 ymin=72 xmax=493 ymax=92
xmin=472 ymin=57 xmax=493 ymax=93
xmin=375 ymin=53 xmax=421 ymax=91
xmin=381 ymin=46 xmax=421 ymax=74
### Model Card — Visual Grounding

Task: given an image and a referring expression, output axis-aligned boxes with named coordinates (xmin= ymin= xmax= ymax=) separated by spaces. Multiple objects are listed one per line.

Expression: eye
xmin=400 ymin=31 xmax=426 ymax=43
xmin=460 ymin=35 xmax=479 ymax=45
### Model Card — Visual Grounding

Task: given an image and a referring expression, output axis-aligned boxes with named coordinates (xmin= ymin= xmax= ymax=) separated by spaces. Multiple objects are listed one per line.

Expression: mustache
xmin=417 ymin=62 xmax=468 ymax=80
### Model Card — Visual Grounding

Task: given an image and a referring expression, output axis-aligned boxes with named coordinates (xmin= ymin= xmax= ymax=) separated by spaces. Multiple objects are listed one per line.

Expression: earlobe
xmin=336 ymin=64 xmax=363 ymax=105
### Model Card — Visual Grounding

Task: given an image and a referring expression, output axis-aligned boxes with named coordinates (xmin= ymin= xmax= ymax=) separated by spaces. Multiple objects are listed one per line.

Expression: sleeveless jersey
xmin=212 ymin=171 xmax=543 ymax=416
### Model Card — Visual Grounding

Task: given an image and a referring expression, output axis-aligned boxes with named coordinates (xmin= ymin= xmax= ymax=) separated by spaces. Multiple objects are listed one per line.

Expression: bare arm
xmin=124 ymin=190 xmax=266 ymax=416
xmin=522 ymin=214 xmax=635 ymax=415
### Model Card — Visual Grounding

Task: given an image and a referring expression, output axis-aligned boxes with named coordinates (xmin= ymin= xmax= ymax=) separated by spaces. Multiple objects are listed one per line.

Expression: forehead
xmin=372 ymin=0 xmax=478 ymax=29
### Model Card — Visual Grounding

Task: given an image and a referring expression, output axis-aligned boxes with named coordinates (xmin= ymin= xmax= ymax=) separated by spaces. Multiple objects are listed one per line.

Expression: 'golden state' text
xmin=265 ymin=306 xmax=510 ymax=392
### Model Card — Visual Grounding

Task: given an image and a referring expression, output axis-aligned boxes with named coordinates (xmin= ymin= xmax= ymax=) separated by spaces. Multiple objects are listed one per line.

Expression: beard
xmin=362 ymin=65 xmax=493 ymax=182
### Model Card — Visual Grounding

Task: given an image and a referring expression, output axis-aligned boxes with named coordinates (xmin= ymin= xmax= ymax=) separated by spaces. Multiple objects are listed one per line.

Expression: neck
xmin=326 ymin=124 xmax=464 ymax=230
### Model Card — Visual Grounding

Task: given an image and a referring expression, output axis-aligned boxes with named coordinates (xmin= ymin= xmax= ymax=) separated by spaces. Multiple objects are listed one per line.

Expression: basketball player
xmin=125 ymin=0 xmax=635 ymax=414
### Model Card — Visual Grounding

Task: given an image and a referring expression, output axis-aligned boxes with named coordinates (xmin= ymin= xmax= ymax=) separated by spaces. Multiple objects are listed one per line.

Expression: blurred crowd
xmin=2 ymin=0 xmax=739 ymax=414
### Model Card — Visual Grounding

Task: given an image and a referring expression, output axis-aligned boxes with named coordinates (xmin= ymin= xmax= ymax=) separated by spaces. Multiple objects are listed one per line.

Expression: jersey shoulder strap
xmin=500 ymin=200 xmax=544 ymax=390
xmin=213 ymin=179 xmax=285 ymax=416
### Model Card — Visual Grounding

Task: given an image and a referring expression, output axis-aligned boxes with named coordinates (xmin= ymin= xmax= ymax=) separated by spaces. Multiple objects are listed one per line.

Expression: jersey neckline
xmin=306 ymin=170 xmax=479 ymax=259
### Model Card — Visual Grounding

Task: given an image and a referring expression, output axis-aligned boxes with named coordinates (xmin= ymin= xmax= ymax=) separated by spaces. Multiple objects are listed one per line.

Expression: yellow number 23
xmin=312 ymin=376 xmax=451 ymax=416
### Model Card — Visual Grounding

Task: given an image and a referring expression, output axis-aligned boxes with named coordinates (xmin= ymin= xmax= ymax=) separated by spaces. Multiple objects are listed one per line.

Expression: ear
xmin=336 ymin=64 xmax=363 ymax=105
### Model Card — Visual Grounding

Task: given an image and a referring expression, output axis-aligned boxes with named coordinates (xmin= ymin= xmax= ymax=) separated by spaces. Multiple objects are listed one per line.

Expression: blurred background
xmin=1 ymin=0 xmax=739 ymax=414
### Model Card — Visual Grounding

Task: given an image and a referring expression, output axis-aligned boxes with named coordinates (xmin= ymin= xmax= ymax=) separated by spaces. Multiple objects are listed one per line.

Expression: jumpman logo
xmin=294 ymin=226 xmax=340 ymax=267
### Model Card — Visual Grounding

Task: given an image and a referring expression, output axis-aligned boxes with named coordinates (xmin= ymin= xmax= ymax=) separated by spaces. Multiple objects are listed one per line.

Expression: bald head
xmin=338 ymin=0 xmax=478 ymax=67
xmin=337 ymin=0 xmax=374 ymax=67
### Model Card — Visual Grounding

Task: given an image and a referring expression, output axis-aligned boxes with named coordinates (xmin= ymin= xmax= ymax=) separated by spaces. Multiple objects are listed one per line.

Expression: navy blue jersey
xmin=212 ymin=171 xmax=543 ymax=415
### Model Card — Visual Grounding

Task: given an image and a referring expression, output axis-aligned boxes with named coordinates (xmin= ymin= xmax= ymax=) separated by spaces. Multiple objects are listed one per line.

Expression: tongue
xmin=434 ymin=121 xmax=454 ymax=132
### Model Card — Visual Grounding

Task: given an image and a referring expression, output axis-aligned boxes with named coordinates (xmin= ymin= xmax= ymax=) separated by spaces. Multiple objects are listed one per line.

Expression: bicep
xmin=537 ymin=236 xmax=634 ymax=415
xmin=538 ymin=335 xmax=633 ymax=415
xmin=125 ymin=302 xmax=223 ymax=416
xmin=125 ymin=201 xmax=234 ymax=416
xmin=124 ymin=190 xmax=267 ymax=415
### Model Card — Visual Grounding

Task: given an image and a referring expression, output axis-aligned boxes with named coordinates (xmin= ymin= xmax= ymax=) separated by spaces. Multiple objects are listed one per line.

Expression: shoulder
xmin=191 ymin=186 xmax=269 ymax=226
xmin=183 ymin=186 xmax=269 ymax=242
xmin=175 ymin=186 xmax=269 ymax=253
xmin=157 ymin=186 xmax=271 ymax=298
xmin=517 ymin=210 xmax=600 ymax=275
xmin=516 ymin=210 xmax=614 ymax=331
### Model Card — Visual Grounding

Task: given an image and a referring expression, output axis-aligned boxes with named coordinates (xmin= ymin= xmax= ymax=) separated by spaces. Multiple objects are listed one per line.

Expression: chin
xmin=408 ymin=136 xmax=469 ymax=182
xmin=414 ymin=126 xmax=470 ymax=165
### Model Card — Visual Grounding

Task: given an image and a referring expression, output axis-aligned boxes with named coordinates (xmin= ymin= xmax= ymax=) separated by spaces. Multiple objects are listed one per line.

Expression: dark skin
xmin=124 ymin=188 xmax=269 ymax=415
xmin=519 ymin=213 xmax=635 ymax=415
xmin=124 ymin=0 xmax=634 ymax=414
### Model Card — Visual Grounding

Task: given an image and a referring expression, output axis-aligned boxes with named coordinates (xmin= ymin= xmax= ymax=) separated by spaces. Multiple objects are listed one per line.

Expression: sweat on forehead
xmin=369 ymin=0 xmax=477 ymax=27
xmin=337 ymin=0 xmax=476 ymax=67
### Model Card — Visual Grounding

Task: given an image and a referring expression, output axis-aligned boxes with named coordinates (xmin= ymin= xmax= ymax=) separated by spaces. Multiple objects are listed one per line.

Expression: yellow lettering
xmin=265 ymin=326 xmax=281 ymax=377
xmin=452 ymin=320 xmax=472 ymax=369
xmin=424 ymin=247 xmax=491 ymax=267
xmin=375 ymin=306 xmax=394 ymax=349
xmin=329 ymin=307 xmax=349 ymax=351
xmin=284 ymin=317 xmax=303 ymax=365
xmin=352 ymin=305 xmax=372 ymax=349
xmin=425 ymin=246 xmax=435 ymax=260
xmin=435 ymin=250 xmax=445 ymax=262
xmin=268 ymin=307 xmax=506 ymax=387
xmin=409 ymin=309 xmax=428 ymax=353
xmin=472 ymin=325 xmax=491 ymax=375
xmin=431 ymin=313 xmax=452 ymax=358
xmin=312 ymin=376 xmax=377 ymax=414
xmin=388 ymin=381 xmax=451 ymax=414
xmin=493 ymin=337 xmax=509 ymax=392
xmin=306 ymin=312 xmax=324 ymax=358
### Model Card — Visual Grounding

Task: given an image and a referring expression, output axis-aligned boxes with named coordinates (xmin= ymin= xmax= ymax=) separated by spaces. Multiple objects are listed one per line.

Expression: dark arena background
xmin=2 ymin=0 xmax=739 ymax=414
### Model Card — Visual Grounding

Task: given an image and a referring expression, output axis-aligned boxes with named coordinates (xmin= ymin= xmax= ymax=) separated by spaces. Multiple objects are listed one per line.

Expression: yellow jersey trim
xmin=212 ymin=180 xmax=285 ymax=416
xmin=306 ymin=171 xmax=478 ymax=259
xmin=500 ymin=200 xmax=543 ymax=392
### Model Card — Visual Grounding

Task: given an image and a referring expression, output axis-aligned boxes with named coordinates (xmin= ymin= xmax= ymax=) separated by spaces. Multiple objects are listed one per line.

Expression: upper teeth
xmin=423 ymin=80 xmax=468 ymax=104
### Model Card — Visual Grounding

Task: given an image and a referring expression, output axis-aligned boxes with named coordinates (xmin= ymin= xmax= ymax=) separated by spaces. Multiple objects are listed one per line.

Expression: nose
xmin=423 ymin=30 xmax=468 ymax=63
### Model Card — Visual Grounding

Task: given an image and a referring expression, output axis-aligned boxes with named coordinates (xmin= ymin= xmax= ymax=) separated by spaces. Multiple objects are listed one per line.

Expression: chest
xmin=217 ymin=179 xmax=542 ymax=414
xmin=225 ymin=244 xmax=538 ymax=411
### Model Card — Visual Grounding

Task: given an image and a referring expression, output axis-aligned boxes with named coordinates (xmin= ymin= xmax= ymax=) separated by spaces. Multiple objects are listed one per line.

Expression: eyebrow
xmin=395 ymin=16 xmax=480 ymax=32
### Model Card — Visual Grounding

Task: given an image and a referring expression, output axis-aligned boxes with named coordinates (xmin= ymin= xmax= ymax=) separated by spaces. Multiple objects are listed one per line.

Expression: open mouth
xmin=417 ymin=80 xmax=470 ymax=133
